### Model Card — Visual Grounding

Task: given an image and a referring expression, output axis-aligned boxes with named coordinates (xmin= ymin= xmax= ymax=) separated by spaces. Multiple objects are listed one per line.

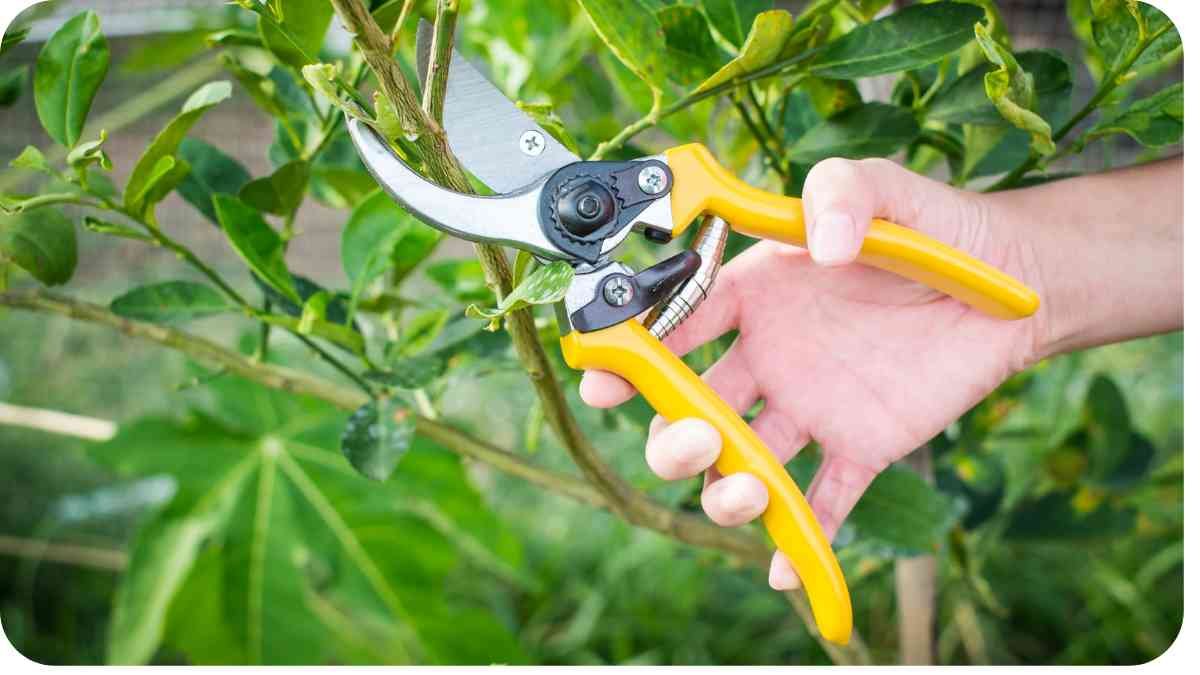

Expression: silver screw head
xmin=637 ymin=165 xmax=668 ymax=195
xmin=519 ymin=130 xmax=546 ymax=157
xmin=603 ymin=276 xmax=634 ymax=307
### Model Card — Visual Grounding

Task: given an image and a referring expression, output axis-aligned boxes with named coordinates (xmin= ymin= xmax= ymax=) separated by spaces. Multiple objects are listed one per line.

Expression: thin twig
xmin=0 ymin=534 xmax=127 ymax=571
xmin=733 ymin=98 xmax=788 ymax=181
xmin=422 ymin=0 xmax=459 ymax=124
xmin=0 ymin=402 xmax=117 ymax=441
xmin=0 ymin=289 xmax=768 ymax=566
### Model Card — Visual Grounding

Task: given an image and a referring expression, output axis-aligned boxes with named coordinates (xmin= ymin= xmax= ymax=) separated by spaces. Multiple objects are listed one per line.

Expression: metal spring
xmin=645 ymin=216 xmax=729 ymax=341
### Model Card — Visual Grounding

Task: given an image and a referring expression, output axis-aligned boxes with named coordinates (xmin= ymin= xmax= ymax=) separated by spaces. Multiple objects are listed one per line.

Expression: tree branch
xmin=0 ymin=290 xmax=765 ymax=564
xmin=330 ymin=0 xmax=649 ymax=525
xmin=0 ymin=534 xmax=127 ymax=571
xmin=422 ymin=0 xmax=459 ymax=124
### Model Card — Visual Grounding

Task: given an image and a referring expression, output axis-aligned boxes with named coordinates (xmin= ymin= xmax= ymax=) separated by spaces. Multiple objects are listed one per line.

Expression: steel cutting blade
xmin=416 ymin=20 xmax=580 ymax=193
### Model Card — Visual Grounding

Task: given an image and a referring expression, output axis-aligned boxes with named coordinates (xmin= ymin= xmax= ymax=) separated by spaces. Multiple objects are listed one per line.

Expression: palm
xmin=716 ymin=241 xmax=1033 ymax=474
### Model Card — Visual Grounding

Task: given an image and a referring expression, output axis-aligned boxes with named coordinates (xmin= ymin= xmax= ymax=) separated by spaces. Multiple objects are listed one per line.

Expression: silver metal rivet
xmin=603 ymin=276 xmax=634 ymax=307
xmin=519 ymin=130 xmax=546 ymax=157
xmin=638 ymin=165 xmax=668 ymax=195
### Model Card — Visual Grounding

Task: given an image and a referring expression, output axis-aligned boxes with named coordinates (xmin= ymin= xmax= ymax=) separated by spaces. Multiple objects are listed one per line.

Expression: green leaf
xmin=124 ymin=81 xmax=232 ymax=220
xmin=238 ymin=160 xmax=310 ymax=216
xmin=515 ymin=102 xmax=583 ymax=157
xmin=658 ymin=5 xmax=725 ymax=88
xmin=975 ymin=23 xmax=1055 ymax=156
xmin=1128 ymin=5 xmax=1182 ymax=79
xmin=701 ymin=0 xmax=772 ymax=49
xmin=426 ymin=259 xmax=493 ymax=304
xmin=577 ymin=0 xmax=671 ymax=108
xmin=205 ymin=28 xmax=263 ymax=49
xmin=1090 ymin=0 xmax=1142 ymax=71
xmin=0 ymin=66 xmax=26 ymax=108
xmin=66 ymin=129 xmax=112 ymax=172
xmin=258 ymin=0 xmax=333 ymax=70
xmin=366 ymin=356 xmax=447 ymax=390
xmin=694 ymin=10 xmax=792 ymax=94
xmin=465 ymin=261 xmax=574 ymax=329
xmin=342 ymin=190 xmax=442 ymax=313
xmin=177 ymin=138 xmax=253 ymax=225
xmin=805 ymin=2 xmax=983 ymax=79
xmin=1082 ymin=374 xmax=1132 ymax=480
xmin=213 ymin=195 xmax=299 ymax=305
xmin=0 ymin=208 xmax=77 ymax=286
xmin=787 ymin=103 xmax=919 ymax=167
xmin=1083 ymin=83 xmax=1183 ymax=148
xmin=1 ymin=25 xmax=30 ymax=58
xmin=935 ymin=451 xmax=1005 ymax=530
xmin=34 ymin=11 xmax=110 ymax=147
xmin=221 ymin=53 xmax=292 ymax=125
xmin=9 ymin=146 xmax=52 ymax=174
xmin=342 ymin=398 xmax=416 ymax=481
xmin=110 ymin=281 xmax=236 ymax=324
xmin=927 ymin=50 xmax=1073 ymax=125
xmin=94 ymin=378 xmax=527 ymax=665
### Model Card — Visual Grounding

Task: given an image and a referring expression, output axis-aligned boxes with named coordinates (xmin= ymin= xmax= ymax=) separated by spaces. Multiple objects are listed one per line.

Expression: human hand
xmin=579 ymin=157 xmax=1044 ymax=590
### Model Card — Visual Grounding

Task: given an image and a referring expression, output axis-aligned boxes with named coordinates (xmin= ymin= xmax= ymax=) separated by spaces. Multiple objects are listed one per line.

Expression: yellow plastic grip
xmin=664 ymin=144 xmax=1040 ymax=320
xmin=561 ymin=319 xmax=853 ymax=645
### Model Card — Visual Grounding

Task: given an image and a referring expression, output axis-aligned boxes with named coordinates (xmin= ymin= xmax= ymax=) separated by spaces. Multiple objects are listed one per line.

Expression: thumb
xmin=801 ymin=158 xmax=879 ymax=266
xmin=801 ymin=157 xmax=973 ymax=267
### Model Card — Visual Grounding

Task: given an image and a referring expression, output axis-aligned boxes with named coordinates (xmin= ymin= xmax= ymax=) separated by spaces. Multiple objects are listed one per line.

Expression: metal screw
xmin=637 ymin=165 xmax=668 ymax=195
xmin=519 ymin=130 xmax=546 ymax=157
xmin=603 ymin=276 xmax=634 ymax=307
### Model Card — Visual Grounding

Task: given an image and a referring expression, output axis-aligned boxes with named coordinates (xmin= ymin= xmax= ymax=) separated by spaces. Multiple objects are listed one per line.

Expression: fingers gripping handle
xmin=664 ymin=144 xmax=1040 ymax=320
xmin=561 ymin=320 xmax=854 ymax=645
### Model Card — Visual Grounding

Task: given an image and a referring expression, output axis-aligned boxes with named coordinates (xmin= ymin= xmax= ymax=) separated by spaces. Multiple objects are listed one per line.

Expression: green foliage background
xmin=0 ymin=0 xmax=1184 ymax=666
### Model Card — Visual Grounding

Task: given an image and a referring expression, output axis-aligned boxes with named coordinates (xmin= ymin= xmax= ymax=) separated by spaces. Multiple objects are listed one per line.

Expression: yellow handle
xmin=665 ymin=144 xmax=1040 ymax=320
xmin=561 ymin=320 xmax=854 ymax=645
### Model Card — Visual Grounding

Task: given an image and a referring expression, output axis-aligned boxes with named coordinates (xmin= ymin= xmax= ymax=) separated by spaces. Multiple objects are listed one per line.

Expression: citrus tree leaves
xmin=341 ymin=397 xmax=416 ymax=482
xmin=34 ymin=11 xmax=110 ymax=147
xmin=342 ymin=190 xmax=442 ymax=312
xmin=701 ymin=0 xmax=773 ymax=49
xmin=110 ymin=281 xmax=236 ymax=324
xmin=806 ymin=2 xmax=984 ymax=79
xmin=927 ymin=50 xmax=1073 ymax=125
xmin=258 ymin=0 xmax=334 ymax=70
xmin=177 ymin=138 xmax=253 ymax=224
xmin=214 ymin=195 xmax=299 ymax=305
xmin=124 ymin=81 xmax=233 ymax=221
xmin=93 ymin=377 xmax=527 ymax=665
xmin=694 ymin=10 xmax=792 ymax=94
xmin=465 ymin=261 xmax=574 ymax=330
xmin=787 ymin=103 xmax=919 ymax=167
xmin=975 ymin=23 xmax=1055 ymax=156
xmin=658 ymin=5 xmax=725 ymax=88
xmin=1083 ymin=83 xmax=1183 ymax=148
xmin=0 ymin=208 xmax=77 ymax=286
xmin=576 ymin=0 xmax=672 ymax=107
xmin=239 ymin=160 xmax=311 ymax=217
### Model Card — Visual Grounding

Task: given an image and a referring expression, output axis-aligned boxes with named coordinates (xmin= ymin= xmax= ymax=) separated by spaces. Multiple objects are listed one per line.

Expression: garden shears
xmin=347 ymin=42 xmax=1040 ymax=646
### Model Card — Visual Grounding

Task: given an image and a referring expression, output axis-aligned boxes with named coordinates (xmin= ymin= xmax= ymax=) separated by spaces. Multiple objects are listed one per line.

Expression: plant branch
xmin=987 ymin=23 xmax=1175 ymax=191
xmin=422 ymin=0 xmax=459 ymax=124
xmin=590 ymin=47 xmax=820 ymax=159
xmin=733 ymin=98 xmax=788 ymax=181
xmin=0 ymin=534 xmax=127 ymax=572
xmin=0 ymin=289 xmax=768 ymax=564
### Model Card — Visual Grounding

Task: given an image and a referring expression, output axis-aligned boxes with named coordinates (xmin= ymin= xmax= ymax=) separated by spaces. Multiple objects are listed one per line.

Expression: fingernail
xmin=809 ymin=212 xmax=857 ymax=266
xmin=769 ymin=551 xmax=801 ymax=590
xmin=713 ymin=475 xmax=767 ymax=518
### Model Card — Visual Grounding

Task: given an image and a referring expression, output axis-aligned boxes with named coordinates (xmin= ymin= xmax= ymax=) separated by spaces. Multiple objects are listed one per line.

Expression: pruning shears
xmin=347 ymin=36 xmax=1039 ymax=646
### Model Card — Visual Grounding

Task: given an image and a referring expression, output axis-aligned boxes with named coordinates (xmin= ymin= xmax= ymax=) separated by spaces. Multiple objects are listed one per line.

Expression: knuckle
xmin=809 ymin=157 xmax=863 ymax=186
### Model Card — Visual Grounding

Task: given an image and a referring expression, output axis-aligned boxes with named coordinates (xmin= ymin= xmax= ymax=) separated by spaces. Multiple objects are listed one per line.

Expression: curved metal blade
xmin=415 ymin=20 xmax=580 ymax=193
xmin=346 ymin=117 xmax=566 ymax=260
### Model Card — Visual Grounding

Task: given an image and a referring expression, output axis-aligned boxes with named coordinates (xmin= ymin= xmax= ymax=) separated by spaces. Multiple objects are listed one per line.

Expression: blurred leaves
xmin=124 ymin=81 xmax=233 ymax=222
xmin=805 ymin=3 xmax=984 ymax=79
xmin=342 ymin=397 xmax=415 ymax=481
xmin=92 ymin=376 xmax=527 ymax=664
xmin=1083 ymin=83 xmax=1183 ymax=149
xmin=0 ymin=208 xmax=77 ymax=286
xmin=34 ymin=11 xmax=109 ymax=147
xmin=788 ymin=103 xmax=919 ymax=167
xmin=214 ymin=195 xmax=299 ymax=305
xmin=110 ymin=281 xmax=236 ymax=324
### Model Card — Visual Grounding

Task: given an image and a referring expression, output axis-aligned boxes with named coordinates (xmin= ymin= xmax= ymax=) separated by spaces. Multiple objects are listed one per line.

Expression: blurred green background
xmin=0 ymin=0 xmax=1183 ymax=665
